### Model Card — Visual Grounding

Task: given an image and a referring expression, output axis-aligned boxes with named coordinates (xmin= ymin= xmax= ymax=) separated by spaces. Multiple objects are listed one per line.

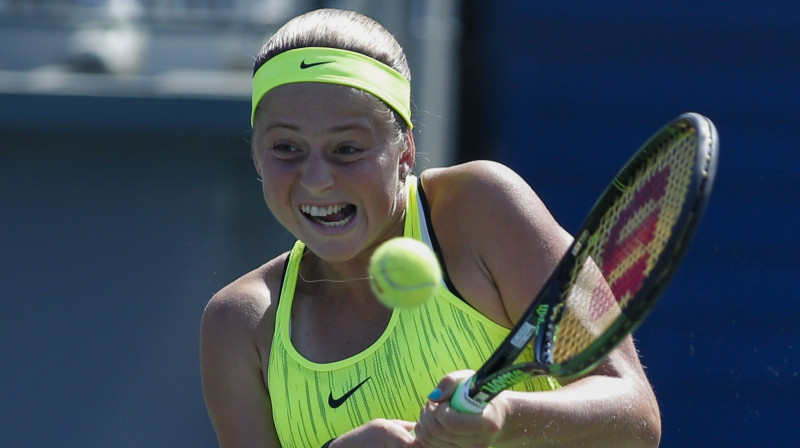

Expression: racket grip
xmin=449 ymin=376 xmax=487 ymax=414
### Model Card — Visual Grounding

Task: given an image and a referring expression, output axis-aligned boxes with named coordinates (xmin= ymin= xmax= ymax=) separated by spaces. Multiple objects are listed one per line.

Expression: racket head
xmin=541 ymin=112 xmax=718 ymax=378
xmin=461 ymin=113 xmax=718 ymax=408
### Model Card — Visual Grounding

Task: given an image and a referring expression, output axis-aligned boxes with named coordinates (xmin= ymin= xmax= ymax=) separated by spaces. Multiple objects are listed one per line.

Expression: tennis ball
xmin=368 ymin=237 xmax=442 ymax=309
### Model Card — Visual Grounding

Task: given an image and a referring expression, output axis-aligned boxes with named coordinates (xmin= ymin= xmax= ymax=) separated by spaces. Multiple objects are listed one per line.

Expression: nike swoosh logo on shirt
xmin=328 ymin=377 xmax=371 ymax=409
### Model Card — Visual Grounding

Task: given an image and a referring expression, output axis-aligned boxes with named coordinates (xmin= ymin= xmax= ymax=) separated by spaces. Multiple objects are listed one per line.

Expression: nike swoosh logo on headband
xmin=300 ymin=59 xmax=334 ymax=69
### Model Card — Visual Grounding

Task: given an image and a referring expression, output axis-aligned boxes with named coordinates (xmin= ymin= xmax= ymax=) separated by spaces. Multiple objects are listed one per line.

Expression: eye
xmin=271 ymin=142 xmax=301 ymax=158
xmin=334 ymin=145 xmax=363 ymax=156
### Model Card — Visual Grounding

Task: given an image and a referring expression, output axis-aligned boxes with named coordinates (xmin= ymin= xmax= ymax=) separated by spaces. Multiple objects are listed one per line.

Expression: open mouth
xmin=300 ymin=203 xmax=357 ymax=228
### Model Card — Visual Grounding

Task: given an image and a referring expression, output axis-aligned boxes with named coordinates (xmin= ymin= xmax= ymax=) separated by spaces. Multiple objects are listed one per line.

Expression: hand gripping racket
xmin=450 ymin=112 xmax=719 ymax=413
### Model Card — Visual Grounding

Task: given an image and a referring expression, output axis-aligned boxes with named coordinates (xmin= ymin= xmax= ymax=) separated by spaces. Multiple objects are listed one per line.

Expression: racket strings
xmin=550 ymin=127 xmax=698 ymax=364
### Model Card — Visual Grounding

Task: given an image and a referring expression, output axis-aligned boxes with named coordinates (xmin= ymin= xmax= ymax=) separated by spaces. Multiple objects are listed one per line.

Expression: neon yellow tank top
xmin=268 ymin=175 xmax=560 ymax=447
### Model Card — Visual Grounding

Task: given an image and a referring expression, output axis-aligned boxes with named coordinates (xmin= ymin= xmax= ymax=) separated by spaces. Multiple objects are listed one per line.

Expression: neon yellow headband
xmin=251 ymin=47 xmax=412 ymax=129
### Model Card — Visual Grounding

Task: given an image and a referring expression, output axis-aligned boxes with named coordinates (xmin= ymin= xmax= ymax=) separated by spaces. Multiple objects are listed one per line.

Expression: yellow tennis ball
xmin=368 ymin=237 xmax=442 ymax=309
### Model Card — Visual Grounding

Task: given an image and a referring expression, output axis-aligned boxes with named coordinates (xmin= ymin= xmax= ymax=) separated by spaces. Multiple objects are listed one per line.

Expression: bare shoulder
xmin=422 ymin=160 xmax=524 ymax=197
xmin=420 ymin=160 xmax=569 ymax=255
xmin=201 ymin=253 xmax=289 ymax=353
xmin=421 ymin=160 xmax=554 ymax=219
xmin=420 ymin=161 xmax=572 ymax=325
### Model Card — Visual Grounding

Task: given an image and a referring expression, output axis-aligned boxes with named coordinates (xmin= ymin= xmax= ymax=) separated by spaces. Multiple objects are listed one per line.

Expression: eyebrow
xmin=262 ymin=121 xmax=300 ymax=133
xmin=262 ymin=120 xmax=375 ymax=135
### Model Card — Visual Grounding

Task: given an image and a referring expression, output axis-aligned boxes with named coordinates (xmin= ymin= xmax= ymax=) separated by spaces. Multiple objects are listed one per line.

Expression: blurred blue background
xmin=1 ymin=1 xmax=797 ymax=447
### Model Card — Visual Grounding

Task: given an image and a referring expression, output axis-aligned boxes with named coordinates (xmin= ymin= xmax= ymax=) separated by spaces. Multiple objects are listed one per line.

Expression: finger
xmin=421 ymin=399 xmax=476 ymax=439
xmin=414 ymin=414 xmax=461 ymax=448
xmin=389 ymin=419 xmax=416 ymax=432
xmin=428 ymin=370 xmax=475 ymax=403
xmin=391 ymin=419 xmax=415 ymax=429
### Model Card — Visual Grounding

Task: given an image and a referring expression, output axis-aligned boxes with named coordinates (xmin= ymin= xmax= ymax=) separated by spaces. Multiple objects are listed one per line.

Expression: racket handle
xmin=449 ymin=376 xmax=487 ymax=414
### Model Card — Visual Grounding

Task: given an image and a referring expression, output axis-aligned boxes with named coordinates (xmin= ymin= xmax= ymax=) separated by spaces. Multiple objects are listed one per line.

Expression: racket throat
xmin=533 ymin=293 xmax=566 ymax=365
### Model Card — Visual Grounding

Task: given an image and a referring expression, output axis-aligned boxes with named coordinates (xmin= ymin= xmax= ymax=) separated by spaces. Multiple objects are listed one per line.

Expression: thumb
xmin=427 ymin=370 xmax=475 ymax=403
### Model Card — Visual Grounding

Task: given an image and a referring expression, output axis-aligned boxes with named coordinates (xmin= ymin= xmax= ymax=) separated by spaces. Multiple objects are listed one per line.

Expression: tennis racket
xmin=450 ymin=112 xmax=719 ymax=413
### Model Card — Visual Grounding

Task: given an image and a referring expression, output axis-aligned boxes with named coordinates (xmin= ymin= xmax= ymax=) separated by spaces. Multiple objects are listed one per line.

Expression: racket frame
xmin=450 ymin=113 xmax=719 ymax=413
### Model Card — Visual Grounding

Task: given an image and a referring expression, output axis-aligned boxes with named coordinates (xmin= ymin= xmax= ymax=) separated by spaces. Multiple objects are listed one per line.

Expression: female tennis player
xmin=200 ymin=8 xmax=661 ymax=448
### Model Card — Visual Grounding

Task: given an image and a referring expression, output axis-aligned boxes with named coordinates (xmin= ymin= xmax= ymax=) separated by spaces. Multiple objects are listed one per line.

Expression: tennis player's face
xmin=252 ymin=83 xmax=411 ymax=262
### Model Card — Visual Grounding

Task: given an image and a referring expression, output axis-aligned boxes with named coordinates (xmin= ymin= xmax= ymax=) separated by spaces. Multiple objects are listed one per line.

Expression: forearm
xmin=491 ymin=375 xmax=661 ymax=448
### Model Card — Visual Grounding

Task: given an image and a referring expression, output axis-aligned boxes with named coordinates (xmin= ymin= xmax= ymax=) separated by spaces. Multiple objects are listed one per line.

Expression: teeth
xmin=321 ymin=214 xmax=354 ymax=227
xmin=301 ymin=203 xmax=346 ymax=217
xmin=300 ymin=203 xmax=354 ymax=228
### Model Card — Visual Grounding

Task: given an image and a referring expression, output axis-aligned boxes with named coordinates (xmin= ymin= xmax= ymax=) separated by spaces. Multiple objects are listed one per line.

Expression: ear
xmin=399 ymin=130 xmax=416 ymax=179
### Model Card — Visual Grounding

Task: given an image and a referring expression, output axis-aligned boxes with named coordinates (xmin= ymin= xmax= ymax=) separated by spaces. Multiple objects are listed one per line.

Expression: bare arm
xmin=200 ymin=278 xmax=281 ymax=448
xmin=493 ymin=340 xmax=661 ymax=448
xmin=419 ymin=339 xmax=660 ymax=447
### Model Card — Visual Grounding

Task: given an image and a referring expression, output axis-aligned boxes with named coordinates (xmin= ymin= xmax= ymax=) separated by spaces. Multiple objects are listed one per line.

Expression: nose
xmin=299 ymin=151 xmax=335 ymax=193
